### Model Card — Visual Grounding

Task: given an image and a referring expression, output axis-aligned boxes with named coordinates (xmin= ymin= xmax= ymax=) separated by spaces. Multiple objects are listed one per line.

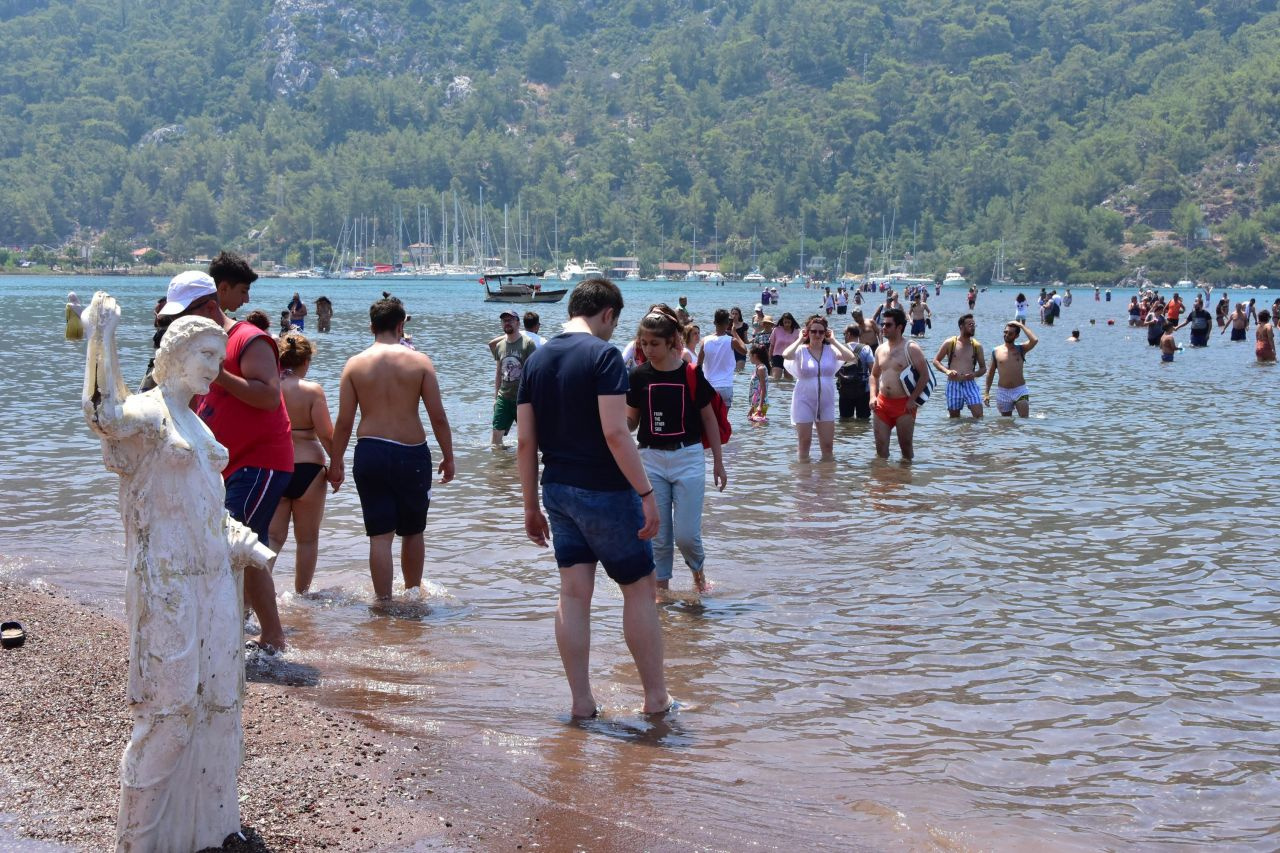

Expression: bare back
xmin=342 ymin=342 xmax=437 ymax=444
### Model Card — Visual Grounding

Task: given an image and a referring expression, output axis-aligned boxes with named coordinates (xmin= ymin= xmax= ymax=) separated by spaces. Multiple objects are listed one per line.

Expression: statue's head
xmin=154 ymin=316 xmax=227 ymax=394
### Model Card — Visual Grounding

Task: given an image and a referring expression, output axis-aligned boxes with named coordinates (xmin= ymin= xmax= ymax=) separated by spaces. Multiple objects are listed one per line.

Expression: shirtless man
xmin=869 ymin=307 xmax=931 ymax=460
xmin=852 ymin=308 xmax=879 ymax=349
xmin=331 ymin=296 xmax=455 ymax=600
xmin=932 ymin=313 xmax=986 ymax=419
xmin=1159 ymin=319 xmax=1181 ymax=362
xmin=984 ymin=321 xmax=1039 ymax=417
xmin=908 ymin=296 xmax=931 ymax=337
xmin=1221 ymin=302 xmax=1250 ymax=341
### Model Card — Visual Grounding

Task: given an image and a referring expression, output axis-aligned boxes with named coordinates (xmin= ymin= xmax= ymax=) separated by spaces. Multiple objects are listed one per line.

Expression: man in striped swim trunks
xmin=984 ymin=321 xmax=1039 ymax=417
xmin=932 ymin=313 xmax=986 ymax=419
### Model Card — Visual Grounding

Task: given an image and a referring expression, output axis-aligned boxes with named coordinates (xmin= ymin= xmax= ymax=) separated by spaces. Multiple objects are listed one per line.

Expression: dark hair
xmin=883 ymin=307 xmax=907 ymax=328
xmin=958 ymin=313 xmax=974 ymax=328
xmin=803 ymin=314 xmax=827 ymax=330
xmin=370 ymin=296 xmax=407 ymax=333
xmin=244 ymin=309 xmax=271 ymax=331
xmin=844 ymin=324 xmax=860 ymax=338
xmin=1259 ymin=309 xmax=1272 ymax=323
xmin=778 ymin=312 xmax=797 ymax=330
xmin=638 ymin=303 xmax=682 ymax=344
xmin=750 ymin=344 xmax=769 ymax=363
xmin=278 ymin=330 xmax=314 ymax=368
xmin=713 ymin=308 xmax=730 ymax=327
xmin=567 ymin=277 xmax=623 ymax=319
xmin=523 ymin=310 xmax=540 ymax=330
xmin=1071 ymin=329 xmax=1080 ymax=338
xmin=207 ymin=251 xmax=258 ymax=286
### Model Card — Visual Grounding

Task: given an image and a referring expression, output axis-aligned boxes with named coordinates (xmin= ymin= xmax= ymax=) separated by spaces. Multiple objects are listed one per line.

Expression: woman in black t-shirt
xmin=626 ymin=305 xmax=727 ymax=597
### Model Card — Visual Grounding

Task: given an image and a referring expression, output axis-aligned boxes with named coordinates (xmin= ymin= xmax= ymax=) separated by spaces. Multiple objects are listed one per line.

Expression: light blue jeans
xmin=639 ymin=444 xmax=706 ymax=581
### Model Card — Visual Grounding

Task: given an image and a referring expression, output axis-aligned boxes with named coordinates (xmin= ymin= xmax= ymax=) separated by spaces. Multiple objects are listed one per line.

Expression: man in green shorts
xmin=490 ymin=309 xmax=537 ymax=447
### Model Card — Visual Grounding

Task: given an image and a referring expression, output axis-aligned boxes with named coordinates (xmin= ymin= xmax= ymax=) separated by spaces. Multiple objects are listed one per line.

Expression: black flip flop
xmin=1 ymin=621 xmax=26 ymax=649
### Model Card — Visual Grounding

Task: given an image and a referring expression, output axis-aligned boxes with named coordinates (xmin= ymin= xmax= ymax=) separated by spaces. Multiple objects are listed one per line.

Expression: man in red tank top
xmin=180 ymin=254 xmax=294 ymax=652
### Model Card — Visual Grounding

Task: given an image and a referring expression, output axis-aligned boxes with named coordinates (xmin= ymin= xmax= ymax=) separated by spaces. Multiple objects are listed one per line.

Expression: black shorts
xmin=353 ymin=438 xmax=432 ymax=536
xmin=770 ymin=354 xmax=785 ymax=370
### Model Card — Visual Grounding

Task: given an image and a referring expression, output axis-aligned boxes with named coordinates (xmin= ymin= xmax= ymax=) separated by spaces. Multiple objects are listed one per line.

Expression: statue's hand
xmin=85 ymin=292 xmax=120 ymax=338
xmin=225 ymin=514 xmax=274 ymax=570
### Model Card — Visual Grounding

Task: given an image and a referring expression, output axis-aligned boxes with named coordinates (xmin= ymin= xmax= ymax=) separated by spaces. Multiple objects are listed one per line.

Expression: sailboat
xmin=744 ymin=231 xmax=765 ymax=282
xmin=991 ymin=239 xmax=1015 ymax=287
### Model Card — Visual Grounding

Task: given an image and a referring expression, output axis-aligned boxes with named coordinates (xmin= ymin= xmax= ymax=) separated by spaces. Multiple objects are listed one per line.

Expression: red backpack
xmin=684 ymin=363 xmax=731 ymax=448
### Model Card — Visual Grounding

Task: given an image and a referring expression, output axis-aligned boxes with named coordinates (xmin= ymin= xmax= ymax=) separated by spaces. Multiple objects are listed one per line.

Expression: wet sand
xmin=0 ymin=580 xmax=675 ymax=852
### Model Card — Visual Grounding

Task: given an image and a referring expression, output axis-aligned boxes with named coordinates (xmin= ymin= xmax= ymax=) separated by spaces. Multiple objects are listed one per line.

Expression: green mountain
xmin=3 ymin=0 xmax=1280 ymax=283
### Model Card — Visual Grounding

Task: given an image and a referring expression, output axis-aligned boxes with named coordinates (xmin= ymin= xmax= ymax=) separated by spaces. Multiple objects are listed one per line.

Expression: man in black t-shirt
xmin=516 ymin=278 xmax=674 ymax=719
xmin=1186 ymin=296 xmax=1213 ymax=347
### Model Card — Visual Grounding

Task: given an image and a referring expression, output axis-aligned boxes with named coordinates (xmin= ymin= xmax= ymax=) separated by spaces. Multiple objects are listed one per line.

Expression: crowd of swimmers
xmin=69 ymin=264 xmax=1276 ymax=716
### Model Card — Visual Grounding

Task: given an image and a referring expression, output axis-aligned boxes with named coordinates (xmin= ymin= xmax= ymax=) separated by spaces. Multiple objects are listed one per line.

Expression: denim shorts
xmin=542 ymin=482 xmax=653 ymax=585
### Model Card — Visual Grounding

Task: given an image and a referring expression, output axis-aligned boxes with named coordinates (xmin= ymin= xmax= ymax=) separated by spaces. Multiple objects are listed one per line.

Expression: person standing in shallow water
xmin=268 ymin=331 xmax=341 ymax=595
xmin=331 ymin=296 xmax=455 ymax=601
xmin=984 ymin=321 xmax=1039 ymax=417
xmin=315 ymin=295 xmax=333 ymax=333
xmin=627 ymin=304 xmax=726 ymax=598
xmin=933 ymin=313 xmax=986 ymax=419
xmin=870 ymin=307 xmax=931 ymax=460
xmin=517 ymin=277 xmax=674 ymax=718
xmin=1256 ymin=310 xmax=1276 ymax=363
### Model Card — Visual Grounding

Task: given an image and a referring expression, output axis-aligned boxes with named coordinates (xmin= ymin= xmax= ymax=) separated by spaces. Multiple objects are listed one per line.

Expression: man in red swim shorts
xmin=869 ymin=307 xmax=931 ymax=461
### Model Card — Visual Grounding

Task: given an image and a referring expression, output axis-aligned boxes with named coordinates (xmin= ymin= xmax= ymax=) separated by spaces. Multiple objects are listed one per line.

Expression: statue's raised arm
xmin=82 ymin=290 xmax=132 ymax=438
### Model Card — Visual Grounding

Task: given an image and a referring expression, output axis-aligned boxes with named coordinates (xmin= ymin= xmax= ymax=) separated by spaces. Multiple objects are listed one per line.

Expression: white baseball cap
xmin=158 ymin=271 xmax=217 ymax=317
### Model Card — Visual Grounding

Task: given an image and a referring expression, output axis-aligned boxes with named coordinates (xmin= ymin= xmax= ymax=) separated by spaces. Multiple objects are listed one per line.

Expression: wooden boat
xmin=481 ymin=270 xmax=567 ymax=303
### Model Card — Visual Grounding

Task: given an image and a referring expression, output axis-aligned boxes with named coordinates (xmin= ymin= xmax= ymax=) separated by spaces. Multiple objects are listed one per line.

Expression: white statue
xmin=82 ymin=292 xmax=273 ymax=853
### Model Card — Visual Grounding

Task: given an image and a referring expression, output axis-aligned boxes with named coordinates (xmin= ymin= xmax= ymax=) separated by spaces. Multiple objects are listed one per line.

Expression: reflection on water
xmin=3 ymin=276 xmax=1279 ymax=848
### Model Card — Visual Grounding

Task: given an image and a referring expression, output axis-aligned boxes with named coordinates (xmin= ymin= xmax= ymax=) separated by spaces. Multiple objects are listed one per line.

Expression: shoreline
xmin=0 ymin=579 xmax=673 ymax=852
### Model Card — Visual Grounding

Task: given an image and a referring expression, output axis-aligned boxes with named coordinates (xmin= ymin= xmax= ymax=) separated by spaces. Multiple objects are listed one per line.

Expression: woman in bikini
xmin=268 ymin=331 xmax=339 ymax=594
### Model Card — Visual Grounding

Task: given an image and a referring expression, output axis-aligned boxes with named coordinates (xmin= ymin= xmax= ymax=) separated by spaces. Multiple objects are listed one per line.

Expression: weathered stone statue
xmin=82 ymin=292 xmax=273 ymax=853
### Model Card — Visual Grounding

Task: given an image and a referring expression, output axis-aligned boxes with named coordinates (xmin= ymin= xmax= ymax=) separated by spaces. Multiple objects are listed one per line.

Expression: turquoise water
xmin=2 ymin=274 xmax=1278 ymax=849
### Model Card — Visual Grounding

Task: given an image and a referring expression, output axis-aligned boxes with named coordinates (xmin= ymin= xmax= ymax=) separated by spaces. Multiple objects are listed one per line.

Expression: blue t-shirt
xmin=517 ymin=332 xmax=630 ymax=491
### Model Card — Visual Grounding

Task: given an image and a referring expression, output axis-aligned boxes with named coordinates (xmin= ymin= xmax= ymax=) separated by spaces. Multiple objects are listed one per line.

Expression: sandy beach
xmin=0 ymin=580 xmax=674 ymax=852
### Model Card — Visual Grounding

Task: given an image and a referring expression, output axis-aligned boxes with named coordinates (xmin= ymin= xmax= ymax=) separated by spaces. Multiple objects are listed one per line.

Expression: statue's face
xmin=182 ymin=333 xmax=225 ymax=395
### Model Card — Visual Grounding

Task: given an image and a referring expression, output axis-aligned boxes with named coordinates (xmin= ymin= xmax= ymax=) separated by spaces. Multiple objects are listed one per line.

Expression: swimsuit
xmin=874 ymin=393 xmax=912 ymax=426
xmin=1161 ymin=352 xmax=1175 ymax=363
xmin=282 ymin=461 xmax=325 ymax=500
xmin=994 ymin=384 xmax=1029 ymax=414
xmin=1231 ymin=327 xmax=1247 ymax=341
xmin=352 ymin=437 xmax=432 ymax=537
xmin=911 ymin=318 xmax=927 ymax=335
xmin=1258 ymin=338 xmax=1277 ymax=362
xmin=945 ymin=379 xmax=982 ymax=410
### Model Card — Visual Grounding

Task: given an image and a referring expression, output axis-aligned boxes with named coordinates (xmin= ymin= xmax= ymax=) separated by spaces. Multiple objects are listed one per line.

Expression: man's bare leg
xmin=245 ymin=566 xmax=286 ymax=650
xmin=816 ymin=421 xmax=836 ymax=460
xmin=556 ymin=564 xmax=598 ymax=717
xmin=796 ymin=422 xmax=813 ymax=461
xmin=490 ymin=429 xmax=505 ymax=447
xmin=969 ymin=403 xmax=984 ymax=419
xmin=401 ymin=532 xmax=425 ymax=590
xmin=619 ymin=573 xmax=672 ymax=714
xmin=369 ymin=532 xmax=396 ymax=600
xmin=1015 ymin=399 xmax=1030 ymax=417
xmin=873 ymin=415 xmax=891 ymax=458
xmin=895 ymin=413 xmax=916 ymax=461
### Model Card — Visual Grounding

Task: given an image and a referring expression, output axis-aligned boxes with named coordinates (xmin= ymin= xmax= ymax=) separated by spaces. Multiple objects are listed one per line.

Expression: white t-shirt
xmin=700 ymin=333 xmax=736 ymax=388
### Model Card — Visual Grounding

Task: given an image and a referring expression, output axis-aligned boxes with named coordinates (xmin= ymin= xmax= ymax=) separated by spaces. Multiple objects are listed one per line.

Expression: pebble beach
xmin=0 ymin=580 xmax=673 ymax=852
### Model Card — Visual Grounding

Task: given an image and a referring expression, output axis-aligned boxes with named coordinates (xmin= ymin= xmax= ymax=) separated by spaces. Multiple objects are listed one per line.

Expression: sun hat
xmin=158 ymin=271 xmax=217 ymax=317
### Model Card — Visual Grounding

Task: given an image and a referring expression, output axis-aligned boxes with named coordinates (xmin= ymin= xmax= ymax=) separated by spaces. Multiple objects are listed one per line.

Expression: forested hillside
xmin=4 ymin=0 xmax=1280 ymax=283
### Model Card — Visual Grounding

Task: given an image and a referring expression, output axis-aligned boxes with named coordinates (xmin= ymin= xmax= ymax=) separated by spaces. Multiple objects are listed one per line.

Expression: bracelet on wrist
xmin=637 ymin=487 xmax=654 ymax=498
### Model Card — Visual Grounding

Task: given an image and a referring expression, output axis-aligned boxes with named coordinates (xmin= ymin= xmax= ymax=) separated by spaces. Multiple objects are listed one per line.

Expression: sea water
xmin=2 ymin=275 xmax=1278 ymax=849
